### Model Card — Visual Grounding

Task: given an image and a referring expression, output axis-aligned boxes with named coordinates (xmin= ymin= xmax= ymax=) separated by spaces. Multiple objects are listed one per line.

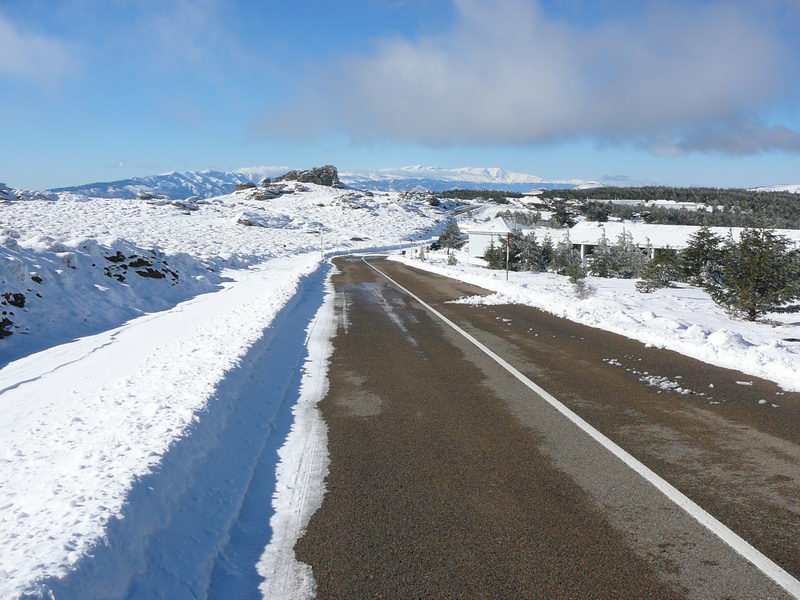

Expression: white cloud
xmin=0 ymin=11 xmax=78 ymax=85
xmin=265 ymin=0 xmax=800 ymax=155
xmin=234 ymin=165 xmax=292 ymax=178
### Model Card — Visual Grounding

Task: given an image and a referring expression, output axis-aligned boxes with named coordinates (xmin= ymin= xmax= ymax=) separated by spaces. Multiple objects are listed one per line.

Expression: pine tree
xmin=550 ymin=232 xmax=580 ymax=275
xmin=706 ymin=229 xmax=800 ymax=320
xmin=589 ymin=231 xmax=614 ymax=277
xmin=483 ymin=240 xmax=504 ymax=270
xmin=519 ymin=232 xmax=542 ymax=271
xmin=437 ymin=218 xmax=465 ymax=255
xmin=541 ymin=235 xmax=555 ymax=268
xmin=552 ymin=200 xmax=576 ymax=227
xmin=636 ymin=249 xmax=681 ymax=293
xmin=681 ymin=226 xmax=723 ymax=285
xmin=610 ymin=230 xmax=646 ymax=278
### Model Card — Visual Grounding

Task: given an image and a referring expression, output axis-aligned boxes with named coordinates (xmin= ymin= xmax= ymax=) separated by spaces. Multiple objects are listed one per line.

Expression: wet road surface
xmin=295 ymin=256 xmax=800 ymax=599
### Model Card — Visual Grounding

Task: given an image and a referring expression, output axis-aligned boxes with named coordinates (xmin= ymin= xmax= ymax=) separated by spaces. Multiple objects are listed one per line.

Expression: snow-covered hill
xmin=749 ymin=184 xmax=800 ymax=194
xmin=49 ymin=165 xmax=591 ymax=199
xmin=49 ymin=168 xmax=286 ymax=200
xmin=0 ymin=181 xmax=438 ymax=365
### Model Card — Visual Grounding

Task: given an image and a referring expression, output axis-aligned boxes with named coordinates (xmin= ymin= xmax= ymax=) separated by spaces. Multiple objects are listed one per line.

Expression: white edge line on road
xmin=361 ymin=256 xmax=800 ymax=600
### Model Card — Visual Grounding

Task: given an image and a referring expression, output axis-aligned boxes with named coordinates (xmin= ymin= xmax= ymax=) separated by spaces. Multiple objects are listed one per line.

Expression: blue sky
xmin=1 ymin=0 xmax=800 ymax=189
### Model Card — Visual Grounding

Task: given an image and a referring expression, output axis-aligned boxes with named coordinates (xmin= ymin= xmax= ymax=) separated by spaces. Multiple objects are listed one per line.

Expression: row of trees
xmin=639 ymin=228 xmax=800 ymax=321
xmin=479 ymin=226 xmax=800 ymax=321
xmin=538 ymin=186 xmax=800 ymax=229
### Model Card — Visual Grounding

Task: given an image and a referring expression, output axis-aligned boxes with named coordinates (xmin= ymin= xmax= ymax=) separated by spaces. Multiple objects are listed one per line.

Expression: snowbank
xmin=0 ymin=234 xmax=220 ymax=365
xmin=0 ymin=254 xmax=323 ymax=598
xmin=391 ymin=252 xmax=800 ymax=392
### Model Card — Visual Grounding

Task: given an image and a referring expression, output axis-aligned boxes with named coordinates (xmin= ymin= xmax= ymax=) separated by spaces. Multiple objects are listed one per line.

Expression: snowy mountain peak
xmin=48 ymin=165 xmax=589 ymax=199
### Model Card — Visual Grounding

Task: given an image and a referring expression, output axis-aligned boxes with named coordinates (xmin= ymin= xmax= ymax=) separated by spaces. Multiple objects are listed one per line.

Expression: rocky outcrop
xmin=276 ymin=165 xmax=342 ymax=187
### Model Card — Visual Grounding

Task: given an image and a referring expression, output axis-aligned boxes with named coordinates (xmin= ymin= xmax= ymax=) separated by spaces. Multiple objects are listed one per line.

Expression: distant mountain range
xmin=49 ymin=166 xmax=598 ymax=199
xmin=339 ymin=165 xmax=595 ymax=192
xmin=748 ymin=184 xmax=800 ymax=194
xmin=50 ymin=170 xmax=265 ymax=200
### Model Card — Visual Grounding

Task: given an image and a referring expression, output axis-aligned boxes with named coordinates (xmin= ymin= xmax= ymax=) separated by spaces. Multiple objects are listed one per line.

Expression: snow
xmin=0 ymin=255 xmax=320 ymax=598
xmin=48 ymin=165 xmax=596 ymax=199
xmin=338 ymin=165 xmax=591 ymax=192
xmin=749 ymin=184 xmax=800 ymax=194
xmin=392 ymin=251 xmax=800 ymax=392
xmin=258 ymin=267 xmax=336 ymax=600
xmin=1 ymin=184 xmax=436 ymax=363
xmin=341 ymin=165 xmax=547 ymax=185
xmin=569 ymin=221 xmax=800 ymax=250
xmin=0 ymin=182 xmax=441 ymax=597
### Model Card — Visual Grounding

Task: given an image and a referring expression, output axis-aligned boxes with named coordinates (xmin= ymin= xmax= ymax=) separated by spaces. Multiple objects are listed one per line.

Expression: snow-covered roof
xmin=569 ymin=221 xmax=800 ymax=250
xmin=463 ymin=216 xmax=530 ymax=234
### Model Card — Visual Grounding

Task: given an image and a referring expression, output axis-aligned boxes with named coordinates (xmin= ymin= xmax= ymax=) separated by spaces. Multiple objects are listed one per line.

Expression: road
xmin=295 ymin=256 xmax=800 ymax=599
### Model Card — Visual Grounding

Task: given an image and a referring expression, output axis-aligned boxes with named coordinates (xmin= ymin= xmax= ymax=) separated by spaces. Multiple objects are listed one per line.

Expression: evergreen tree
xmin=705 ymin=229 xmax=800 ymax=321
xmin=589 ymin=231 xmax=614 ymax=277
xmin=552 ymin=200 xmax=576 ymax=227
xmin=585 ymin=202 xmax=610 ymax=222
xmin=483 ymin=239 xmax=504 ymax=270
xmin=681 ymin=226 xmax=723 ymax=285
xmin=550 ymin=232 xmax=581 ymax=275
xmin=484 ymin=231 xmax=526 ymax=271
xmin=610 ymin=230 xmax=647 ymax=278
xmin=541 ymin=235 xmax=555 ymax=267
xmin=519 ymin=232 xmax=542 ymax=271
xmin=636 ymin=249 xmax=681 ymax=293
xmin=437 ymin=218 xmax=465 ymax=254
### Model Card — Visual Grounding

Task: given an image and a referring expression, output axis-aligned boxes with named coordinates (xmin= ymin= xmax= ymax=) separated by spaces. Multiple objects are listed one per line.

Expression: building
xmin=463 ymin=217 xmax=569 ymax=259
xmin=463 ymin=217 xmax=528 ymax=259
xmin=569 ymin=221 xmax=800 ymax=263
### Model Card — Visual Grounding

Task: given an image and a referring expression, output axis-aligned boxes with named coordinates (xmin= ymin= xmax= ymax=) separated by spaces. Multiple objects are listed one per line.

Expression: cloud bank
xmin=0 ymin=11 xmax=77 ymax=85
xmin=265 ymin=0 xmax=800 ymax=155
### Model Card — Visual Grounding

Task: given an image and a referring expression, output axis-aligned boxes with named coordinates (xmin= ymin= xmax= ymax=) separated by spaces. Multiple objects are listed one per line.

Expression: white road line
xmin=361 ymin=256 xmax=800 ymax=599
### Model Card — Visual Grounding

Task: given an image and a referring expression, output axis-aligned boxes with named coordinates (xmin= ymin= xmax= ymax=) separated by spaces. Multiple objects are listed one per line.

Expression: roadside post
xmin=506 ymin=232 xmax=511 ymax=281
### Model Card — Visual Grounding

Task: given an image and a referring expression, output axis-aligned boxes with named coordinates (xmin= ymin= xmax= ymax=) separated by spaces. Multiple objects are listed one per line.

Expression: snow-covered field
xmin=1 ymin=183 xmax=435 ymax=364
xmin=391 ymin=251 xmax=800 ymax=392
xmin=0 ymin=183 xmax=439 ymax=597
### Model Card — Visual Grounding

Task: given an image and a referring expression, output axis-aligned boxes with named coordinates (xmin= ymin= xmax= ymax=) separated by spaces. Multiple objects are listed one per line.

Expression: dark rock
xmin=260 ymin=177 xmax=272 ymax=186
xmin=235 ymin=182 xmax=257 ymax=191
xmin=0 ymin=317 xmax=13 ymax=338
xmin=135 ymin=268 xmax=167 ymax=279
xmin=276 ymin=165 xmax=340 ymax=187
xmin=128 ymin=257 xmax=153 ymax=268
xmin=30 ymin=275 xmax=43 ymax=284
xmin=105 ymin=251 xmax=126 ymax=263
xmin=2 ymin=292 xmax=25 ymax=308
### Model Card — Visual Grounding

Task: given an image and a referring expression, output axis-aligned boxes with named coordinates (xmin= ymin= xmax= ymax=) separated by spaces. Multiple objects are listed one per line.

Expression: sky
xmin=1 ymin=0 xmax=800 ymax=190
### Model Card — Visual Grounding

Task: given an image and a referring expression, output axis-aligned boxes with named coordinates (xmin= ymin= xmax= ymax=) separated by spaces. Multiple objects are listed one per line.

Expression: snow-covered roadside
xmin=0 ymin=235 xmax=222 ymax=364
xmin=0 ymin=254 xmax=321 ymax=598
xmin=258 ymin=266 xmax=336 ymax=600
xmin=390 ymin=253 xmax=800 ymax=392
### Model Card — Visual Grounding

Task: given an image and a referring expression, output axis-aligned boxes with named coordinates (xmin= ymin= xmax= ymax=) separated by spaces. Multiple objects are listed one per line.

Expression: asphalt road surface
xmin=295 ymin=256 xmax=800 ymax=599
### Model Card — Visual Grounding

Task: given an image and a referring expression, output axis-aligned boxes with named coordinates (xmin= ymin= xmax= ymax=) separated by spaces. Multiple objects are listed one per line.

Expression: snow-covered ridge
xmin=749 ymin=184 xmax=800 ymax=194
xmin=46 ymin=166 xmax=591 ymax=199
xmin=341 ymin=165 xmax=546 ymax=184
xmin=48 ymin=170 xmax=262 ymax=200
xmin=340 ymin=165 xmax=591 ymax=192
